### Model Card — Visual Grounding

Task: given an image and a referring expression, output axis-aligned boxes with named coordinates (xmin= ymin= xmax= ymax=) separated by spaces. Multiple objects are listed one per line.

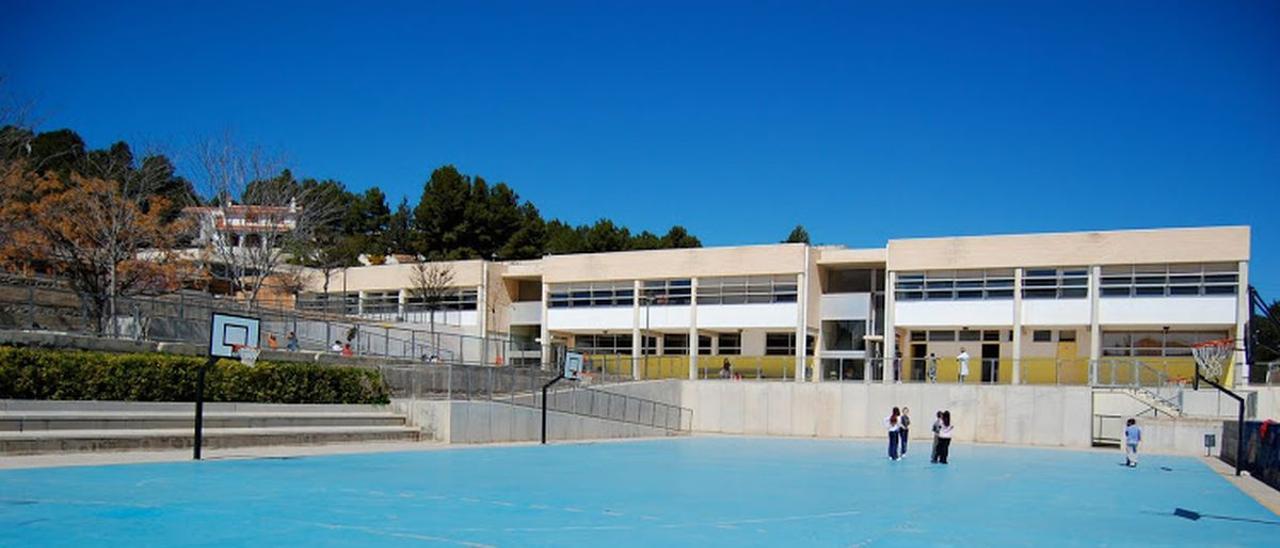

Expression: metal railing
xmin=0 ymin=274 xmax=539 ymax=367
xmin=379 ymin=361 xmax=692 ymax=432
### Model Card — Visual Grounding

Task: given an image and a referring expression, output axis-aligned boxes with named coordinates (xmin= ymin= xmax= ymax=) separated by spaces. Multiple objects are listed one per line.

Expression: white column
xmin=478 ymin=262 xmax=489 ymax=364
xmin=689 ymin=277 xmax=699 ymax=380
xmin=397 ymin=288 xmax=408 ymax=319
xmin=540 ymin=281 xmax=551 ymax=369
xmin=883 ymin=271 xmax=897 ymax=385
xmin=632 ymin=280 xmax=642 ymax=380
xmin=1088 ymin=265 xmax=1102 ymax=385
xmin=795 ymin=272 xmax=808 ymax=382
xmin=1236 ymin=261 xmax=1250 ymax=386
xmin=356 ymin=290 xmax=366 ymax=316
xmin=1012 ymin=267 xmax=1023 ymax=385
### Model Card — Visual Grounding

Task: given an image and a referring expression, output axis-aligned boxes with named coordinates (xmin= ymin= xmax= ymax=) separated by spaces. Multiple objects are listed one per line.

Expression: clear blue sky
xmin=3 ymin=1 xmax=1278 ymax=293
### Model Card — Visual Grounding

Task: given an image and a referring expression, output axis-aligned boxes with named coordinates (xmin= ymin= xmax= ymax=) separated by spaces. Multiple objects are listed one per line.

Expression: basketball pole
xmin=1195 ymin=371 xmax=1245 ymax=477
xmin=193 ymin=355 xmax=216 ymax=461
xmin=540 ymin=372 xmax=565 ymax=445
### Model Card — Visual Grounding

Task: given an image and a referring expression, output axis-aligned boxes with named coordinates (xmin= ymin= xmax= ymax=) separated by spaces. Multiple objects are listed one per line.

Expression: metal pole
xmin=541 ymin=373 xmax=565 ymax=444
xmin=193 ymin=355 xmax=216 ymax=460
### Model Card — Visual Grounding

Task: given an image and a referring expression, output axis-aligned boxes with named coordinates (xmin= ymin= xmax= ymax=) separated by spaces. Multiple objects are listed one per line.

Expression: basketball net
xmin=1191 ymin=338 xmax=1233 ymax=383
xmin=232 ymin=344 xmax=261 ymax=367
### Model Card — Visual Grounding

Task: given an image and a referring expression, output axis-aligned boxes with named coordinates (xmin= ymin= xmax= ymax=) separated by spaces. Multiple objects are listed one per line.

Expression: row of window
xmin=1101 ymin=330 xmax=1228 ymax=357
xmin=550 ymin=276 xmax=801 ymax=308
xmin=895 ymin=270 xmax=1015 ymax=301
xmin=568 ymin=332 xmax=813 ymax=355
xmin=1100 ymin=264 xmax=1238 ymax=297
xmin=696 ymin=275 xmax=797 ymax=305
xmin=896 ymin=263 xmax=1240 ymax=301
xmin=297 ymin=290 xmax=479 ymax=313
xmin=910 ymin=329 xmax=1006 ymax=342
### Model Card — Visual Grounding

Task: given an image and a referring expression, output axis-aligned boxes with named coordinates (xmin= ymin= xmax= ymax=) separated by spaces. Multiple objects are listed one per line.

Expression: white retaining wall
xmin=680 ymin=381 xmax=1093 ymax=447
xmin=392 ymin=399 xmax=675 ymax=444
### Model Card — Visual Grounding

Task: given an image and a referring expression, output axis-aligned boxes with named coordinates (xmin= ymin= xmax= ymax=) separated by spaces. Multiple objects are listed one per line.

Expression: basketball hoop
xmin=1191 ymin=338 xmax=1234 ymax=386
xmin=232 ymin=344 xmax=261 ymax=367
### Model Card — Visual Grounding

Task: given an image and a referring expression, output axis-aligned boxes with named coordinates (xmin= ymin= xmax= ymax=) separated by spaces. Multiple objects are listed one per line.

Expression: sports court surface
xmin=1 ymin=437 xmax=1275 ymax=546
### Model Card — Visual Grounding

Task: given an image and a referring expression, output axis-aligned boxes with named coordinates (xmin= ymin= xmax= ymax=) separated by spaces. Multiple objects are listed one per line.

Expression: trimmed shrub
xmin=0 ymin=347 xmax=390 ymax=404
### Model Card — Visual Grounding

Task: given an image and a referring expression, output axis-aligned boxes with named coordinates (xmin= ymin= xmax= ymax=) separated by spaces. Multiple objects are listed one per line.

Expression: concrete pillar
xmin=883 ymin=271 xmax=897 ymax=384
xmin=1088 ymin=265 xmax=1102 ymax=385
xmin=795 ymin=272 xmax=808 ymax=382
xmin=632 ymin=280 xmax=642 ymax=380
xmin=1012 ymin=267 xmax=1023 ymax=385
xmin=540 ymin=281 xmax=551 ymax=369
xmin=689 ymin=277 xmax=699 ymax=380
xmin=1236 ymin=261 xmax=1250 ymax=386
xmin=356 ymin=290 xmax=367 ymax=316
xmin=397 ymin=288 xmax=408 ymax=319
xmin=479 ymin=262 xmax=489 ymax=365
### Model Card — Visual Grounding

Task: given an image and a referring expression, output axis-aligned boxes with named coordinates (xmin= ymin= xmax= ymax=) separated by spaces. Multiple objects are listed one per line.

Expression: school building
xmin=299 ymin=225 xmax=1254 ymax=386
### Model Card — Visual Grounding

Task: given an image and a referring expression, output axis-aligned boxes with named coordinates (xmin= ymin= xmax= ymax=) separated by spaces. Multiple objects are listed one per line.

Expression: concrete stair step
xmin=0 ymin=411 xmax=407 ymax=431
xmin=0 ymin=425 xmax=421 ymax=455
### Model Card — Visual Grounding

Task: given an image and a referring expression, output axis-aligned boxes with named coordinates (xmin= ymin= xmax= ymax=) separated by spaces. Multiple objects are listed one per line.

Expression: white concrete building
xmin=298 ymin=225 xmax=1255 ymax=386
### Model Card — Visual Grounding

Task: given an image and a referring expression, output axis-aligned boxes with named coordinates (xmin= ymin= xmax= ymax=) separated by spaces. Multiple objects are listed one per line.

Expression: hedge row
xmin=0 ymin=347 xmax=390 ymax=404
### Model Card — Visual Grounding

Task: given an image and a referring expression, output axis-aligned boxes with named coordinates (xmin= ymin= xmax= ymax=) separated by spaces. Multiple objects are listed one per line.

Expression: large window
xmin=765 ymin=332 xmax=815 ymax=356
xmin=405 ymin=289 xmax=478 ymax=312
xmin=361 ymin=291 xmax=400 ymax=314
xmin=822 ymin=320 xmax=867 ymax=351
xmin=1022 ymin=267 xmax=1088 ymax=299
xmin=1100 ymin=263 xmax=1238 ymax=298
xmin=718 ymin=333 xmax=741 ymax=355
xmin=641 ymin=279 xmax=692 ymax=306
xmin=696 ymin=275 xmax=797 ymax=305
xmin=548 ymin=281 xmax=634 ymax=308
xmin=573 ymin=334 xmax=633 ymax=354
xmin=1102 ymin=330 xmax=1228 ymax=357
xmin=895 ymin=270 xmax=1015 ymax=301
xmin=663 ymin=334 xmax=689 ymax=355
xmin=298 ymin=292 xmax=359 ymax=315
xmin=826 ymin=269 xmax=879 ymax=293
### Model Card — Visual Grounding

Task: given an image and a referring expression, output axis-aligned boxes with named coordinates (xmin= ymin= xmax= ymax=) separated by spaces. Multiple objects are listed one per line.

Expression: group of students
xmin=885 ymin=407 xmax=955 ymax=463
xmin=263 ymin=331 xmax=300 ymax=352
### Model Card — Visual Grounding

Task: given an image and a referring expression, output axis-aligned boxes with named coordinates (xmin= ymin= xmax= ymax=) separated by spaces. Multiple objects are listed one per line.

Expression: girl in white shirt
xmin=936 ymin=410 xmax=954 ymax=464
xmin=885 ymin=407 xmax=902 ymax=460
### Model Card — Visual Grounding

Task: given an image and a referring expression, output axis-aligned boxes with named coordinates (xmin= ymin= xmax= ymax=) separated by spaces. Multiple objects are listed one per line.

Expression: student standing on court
xmin=1123 ymin=418 xmax=1142 ymax=467
xmin=885 ymin=407 xmax=902 ymax=460
xmin=927 ymin=352 xmax=939 ymax=383
xmin=285 ymin=331 xmax=299 ymax=352
xmin=899 ymin=407 xmax=912 ymax=457
xmin=957 ymin=348 xmax=971 ymax=383
xmin=931 ymin=411 xmax=944 ymax=463
xmin=936 ymin=411 xmax=954 ymax=464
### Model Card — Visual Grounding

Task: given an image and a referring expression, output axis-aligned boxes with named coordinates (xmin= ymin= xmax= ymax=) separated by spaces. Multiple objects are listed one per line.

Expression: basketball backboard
xmin=564 ymin=351 xmax=584 ymax=380
xmin=210 ymin=313 xmax=261 ymax=358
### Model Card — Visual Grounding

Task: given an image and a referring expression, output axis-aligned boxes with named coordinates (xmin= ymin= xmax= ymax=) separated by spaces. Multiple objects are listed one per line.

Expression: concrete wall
xmin=679 ymin=381 xmax=1093 ymax=448
xmin=393 ymin=399 xmax=674 ymax=444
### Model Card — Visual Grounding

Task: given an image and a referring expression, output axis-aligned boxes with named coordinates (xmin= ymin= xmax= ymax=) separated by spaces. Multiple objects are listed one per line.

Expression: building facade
xmin=298 ymin=226 xmax=1254 ymax=386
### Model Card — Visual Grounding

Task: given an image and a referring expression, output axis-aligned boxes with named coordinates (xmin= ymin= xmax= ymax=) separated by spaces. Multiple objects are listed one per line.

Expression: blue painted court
xmin=1 ymin=438 xmax=1275 ymax=546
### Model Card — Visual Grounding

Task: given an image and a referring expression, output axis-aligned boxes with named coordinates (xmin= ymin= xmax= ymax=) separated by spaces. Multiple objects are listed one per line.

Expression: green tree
xmin=583 ymin=219 xmax=631 ymax=253
xmin=631 ymin=230 xmax=663 ymax=250
xmin=497 ymin=202 xmax=547 ymax=260
xmin=784 ymin=225 xmax=811 ymax=244
xmin=662 ymin=225 xmax=701 ymax=248
xmin=545 ymin=219 xmax=586 ymax=255
xmin=413 ymin=165 xmax=471 ymax=259
xmin=385 ymin=198 xmax=413 ymax=255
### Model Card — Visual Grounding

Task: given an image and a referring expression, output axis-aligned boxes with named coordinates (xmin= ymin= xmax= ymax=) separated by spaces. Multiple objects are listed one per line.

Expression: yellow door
xmin=1056 ymin=341 xmax=1080 ymax=384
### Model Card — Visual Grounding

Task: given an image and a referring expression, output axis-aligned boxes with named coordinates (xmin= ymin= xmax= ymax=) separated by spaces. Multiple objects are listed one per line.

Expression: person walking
xmin=1123 ymin=418 xmax=1142 ymax=467
xmin=927 ymin=352 xmax=939 ymax=383
xmin=720 ymin=359 xmax=732 ymax=379
xmin=285 ymin=331 xmax=299 ymax=352
xmin=936 ymin=411 xmax=954 ymax=464
xmin=266 ymin=332 xmax=279 ymax=350
xmin=930 ymin=411 xmax=944 ymax=463
xmin=899 ymin=407 xmax=912 ymax=457
xmin=957 ymin=348 xmax=971 ymax=384
xmin=885 ymin=407 xmax=902 ymax=461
